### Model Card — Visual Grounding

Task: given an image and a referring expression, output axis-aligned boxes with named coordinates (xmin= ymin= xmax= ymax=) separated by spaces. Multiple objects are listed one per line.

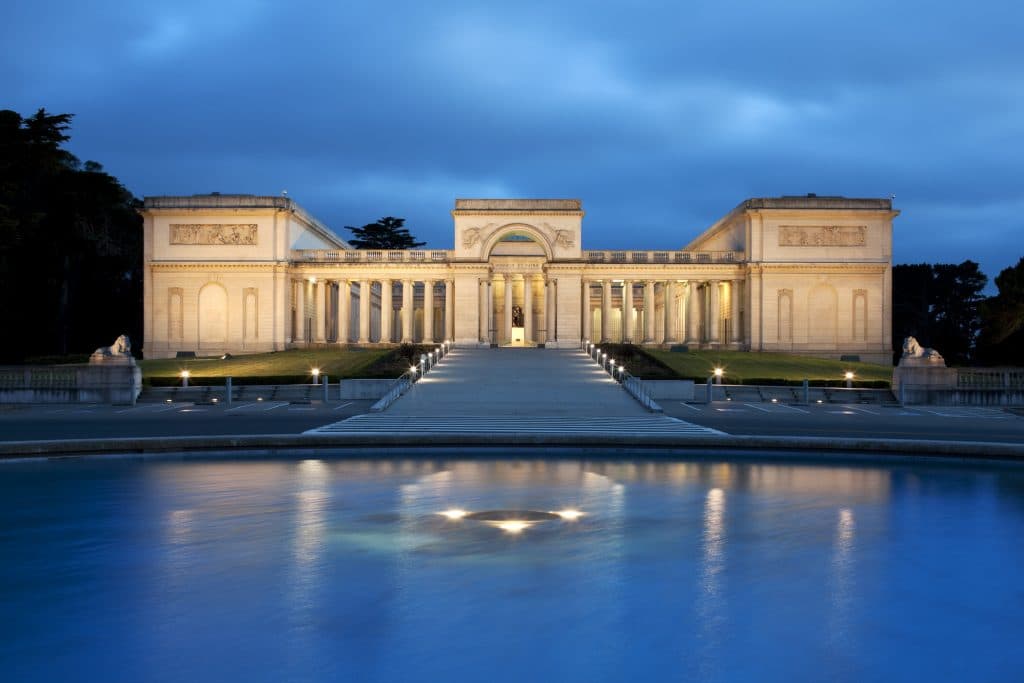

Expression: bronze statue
xmin=512 ymin=305 xmax=524 ymax=327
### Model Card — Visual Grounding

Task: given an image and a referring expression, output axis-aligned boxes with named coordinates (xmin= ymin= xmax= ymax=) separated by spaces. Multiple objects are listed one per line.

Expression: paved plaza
xmin=0 ymin=348 xmax=1022 ymax=444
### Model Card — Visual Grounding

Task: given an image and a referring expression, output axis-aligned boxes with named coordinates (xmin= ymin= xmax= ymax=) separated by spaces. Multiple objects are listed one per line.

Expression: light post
xmin=180 ymin=370 xmax=190 ymax=388
xmin=311 ymin=367 xmax=320 ymax=385
xmin=845 ymin=371 xmax=855 ymax=389
xmin=713 ymin=367 xmax=724 ymax=385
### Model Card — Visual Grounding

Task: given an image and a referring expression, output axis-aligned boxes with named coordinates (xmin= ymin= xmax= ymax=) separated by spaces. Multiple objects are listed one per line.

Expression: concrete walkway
xmin=389 ymin=348 xmax=646 ymax=417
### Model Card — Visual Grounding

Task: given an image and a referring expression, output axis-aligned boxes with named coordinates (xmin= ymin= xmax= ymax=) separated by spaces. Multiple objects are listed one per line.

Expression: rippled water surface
xmin=3 ymin=456 xmax=1024 ymax=682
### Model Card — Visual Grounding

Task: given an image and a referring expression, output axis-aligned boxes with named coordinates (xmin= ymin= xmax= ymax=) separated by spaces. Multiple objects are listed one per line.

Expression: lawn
xmin=642 ymin=349 xmax=893 ymax=386
xmin=139 ymin=348 xmax=397 ymax=385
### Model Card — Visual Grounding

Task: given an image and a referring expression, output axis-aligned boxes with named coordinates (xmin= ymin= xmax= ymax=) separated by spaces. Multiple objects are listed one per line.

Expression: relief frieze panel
xmin=170 ymin=224 xmax=258 ymax=245
xmin=778 ymin=225 xmax=866 ymax=247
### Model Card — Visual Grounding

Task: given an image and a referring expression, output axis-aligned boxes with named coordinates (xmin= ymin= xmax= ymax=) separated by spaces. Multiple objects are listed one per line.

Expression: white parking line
xmin=744 ymin=403 xmax=773 ymax=413
xmin=842 ymin=404 xmax=880 ymax=415
xmin=334 ymin=401 xmax=354 ymax=411
xmin=776 ymin=403 xmax=809 ymax=414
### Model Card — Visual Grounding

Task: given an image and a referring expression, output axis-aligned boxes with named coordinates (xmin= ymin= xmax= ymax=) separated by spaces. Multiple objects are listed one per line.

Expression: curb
xmin=1 ymin=432 xmax=1022 ymax=462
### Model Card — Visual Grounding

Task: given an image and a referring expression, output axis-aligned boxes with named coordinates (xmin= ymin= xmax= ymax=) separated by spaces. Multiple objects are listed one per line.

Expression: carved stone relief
xmin=170 ymin=224 xmax=258 ymax=245
xmin=778 ymin=225 xmax=866 ymax=247
xmin=462 ymin=223 xmax=495 ymax=248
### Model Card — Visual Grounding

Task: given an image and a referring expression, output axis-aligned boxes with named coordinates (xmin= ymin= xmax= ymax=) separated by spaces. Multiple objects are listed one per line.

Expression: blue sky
xmin=4 ymin=0 xmax=1022 ymax=283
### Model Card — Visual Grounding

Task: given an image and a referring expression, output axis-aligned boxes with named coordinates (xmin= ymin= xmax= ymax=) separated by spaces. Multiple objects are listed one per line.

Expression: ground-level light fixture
xmin=553 ymin=509 xmax=584 ymax=521
xmin=439 ymin=508 xmax=468 ymax=520
xmin=180 ymin=369 xmax=190 ymax=387
xmin=845 ymin=370 xmax=855 ymax=388
xmin=311 ymin=368 xmax=321 ymax=381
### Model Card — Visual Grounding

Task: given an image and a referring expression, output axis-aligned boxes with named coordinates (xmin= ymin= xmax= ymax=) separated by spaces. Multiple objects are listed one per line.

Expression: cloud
xmin=2 ymin=0 xmax=1022 ymax=280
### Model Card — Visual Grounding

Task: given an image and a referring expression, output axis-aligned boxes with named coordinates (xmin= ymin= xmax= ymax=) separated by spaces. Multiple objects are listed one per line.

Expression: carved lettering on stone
xmin=170 ymin=224 xmax=258 ymax=245
xmin=778 ymin=225 xmax=866 ymax=247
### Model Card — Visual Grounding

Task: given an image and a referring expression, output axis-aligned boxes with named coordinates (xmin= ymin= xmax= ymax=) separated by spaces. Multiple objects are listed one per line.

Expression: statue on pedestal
xmin=512 ymin=305 xmax=524 ymax=328
xmin=90 ymin=334 xmax=136 ymax=365
xmin=899 ymin=336 xmax=945 ymax=367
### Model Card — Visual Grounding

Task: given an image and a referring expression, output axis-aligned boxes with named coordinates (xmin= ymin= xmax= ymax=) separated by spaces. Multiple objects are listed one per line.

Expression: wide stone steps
xmin=305 ymin=414 xmax=724 ymax=436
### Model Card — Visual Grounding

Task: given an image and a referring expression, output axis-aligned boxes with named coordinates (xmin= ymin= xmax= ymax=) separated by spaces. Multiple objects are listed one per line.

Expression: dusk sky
xmin=5 ymin=0 xmax=1022 ymax=285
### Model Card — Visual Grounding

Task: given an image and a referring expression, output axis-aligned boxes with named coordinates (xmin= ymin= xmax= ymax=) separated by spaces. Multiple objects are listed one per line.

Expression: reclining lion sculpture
xmin=90 ymin=334 xmax=135 ymax=364
xmin=900 ymin=336 xmax=945 ymax=366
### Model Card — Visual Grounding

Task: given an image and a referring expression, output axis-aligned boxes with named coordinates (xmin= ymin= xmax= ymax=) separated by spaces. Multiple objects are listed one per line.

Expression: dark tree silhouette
xmin=892 ymin=261 xmax=986 ymax=364
xmin=978 ymin=257 xmax=1024 ymax=364
xmin=0 ymin=108 xmax=142 ymax=361
xmin=345 ymin=216 xmax=425 ymax=249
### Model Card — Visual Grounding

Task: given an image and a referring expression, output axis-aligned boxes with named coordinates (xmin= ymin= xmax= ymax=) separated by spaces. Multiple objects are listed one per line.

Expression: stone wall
xmin=0 ymin=363 xmax=142 ymax=405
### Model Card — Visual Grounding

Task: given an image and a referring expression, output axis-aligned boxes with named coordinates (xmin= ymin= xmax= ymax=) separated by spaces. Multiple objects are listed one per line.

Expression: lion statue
xmin=90 ymin=334 xmax=134 ymax=364
xmin=900 ymin=336 xmax=944 ymax=365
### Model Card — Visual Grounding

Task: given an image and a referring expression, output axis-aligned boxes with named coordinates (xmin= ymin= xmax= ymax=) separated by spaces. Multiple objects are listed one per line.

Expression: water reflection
xmin=7 ymin=456 xmax=1024 ymax=682
xmin=697 ymin=487 xmax=727 ymax=676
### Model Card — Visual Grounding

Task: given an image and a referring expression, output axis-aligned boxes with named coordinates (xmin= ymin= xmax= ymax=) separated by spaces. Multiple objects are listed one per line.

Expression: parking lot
xmin=662 ymin=401 xmax=1024 ymax=443
xmin=0 ymin=397 xmax=1020 ymax=445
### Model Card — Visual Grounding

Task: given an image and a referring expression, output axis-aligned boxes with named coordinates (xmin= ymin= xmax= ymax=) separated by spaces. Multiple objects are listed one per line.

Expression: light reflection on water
xmin=1 ymin=457 xmax=1023 ymax=682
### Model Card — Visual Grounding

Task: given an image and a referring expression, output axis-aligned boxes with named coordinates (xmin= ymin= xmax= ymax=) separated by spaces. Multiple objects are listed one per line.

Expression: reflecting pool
xmin=2 ymin=457 xmax=1024 ymax=682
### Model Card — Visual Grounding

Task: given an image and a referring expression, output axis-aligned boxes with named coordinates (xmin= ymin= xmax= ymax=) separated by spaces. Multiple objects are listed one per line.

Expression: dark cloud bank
xmin=4 ymin=0 xmax=1022 ymax=285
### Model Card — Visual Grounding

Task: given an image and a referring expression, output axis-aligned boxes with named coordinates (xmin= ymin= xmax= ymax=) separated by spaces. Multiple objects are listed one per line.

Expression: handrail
xmin=585 ymin=250 xmax=741 ymax=264
xmin=293 ymin=249 xmax=452 ymax=263
xmin=579 ymin=340 xmax=662 ymax=413
xmin=369 ymin=341 xmax=454 ymax=412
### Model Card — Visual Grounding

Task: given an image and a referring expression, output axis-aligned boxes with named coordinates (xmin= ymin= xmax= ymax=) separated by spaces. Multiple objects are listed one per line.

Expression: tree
xmin=891 ymin=261 xmax=987 ymax=365
xmin=0 ymin=108 xmax=142 ymax=361
xmin=977 ymin=257 xmax=1024 ymax=364
xmin=345 ymin=216 xmax=425 ymax=249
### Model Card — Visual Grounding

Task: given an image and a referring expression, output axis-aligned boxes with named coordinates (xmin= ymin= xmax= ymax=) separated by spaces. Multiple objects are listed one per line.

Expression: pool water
xmin=2 ymin=457 xmax=1023 ymax=682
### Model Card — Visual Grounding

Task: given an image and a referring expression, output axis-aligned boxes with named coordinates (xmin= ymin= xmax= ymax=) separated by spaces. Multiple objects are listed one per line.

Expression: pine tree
xmin=345 ymin=217 xmax=425 ymax=249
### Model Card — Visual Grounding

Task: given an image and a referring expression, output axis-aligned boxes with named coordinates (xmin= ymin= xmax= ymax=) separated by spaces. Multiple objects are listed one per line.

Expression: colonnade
xmin=292 ymin=278 xmax=454 ymax=345
xmin=582 ymin=278 xmax=744 ymax=347
xmin=478 ymin=273 xmax=558 ymax=346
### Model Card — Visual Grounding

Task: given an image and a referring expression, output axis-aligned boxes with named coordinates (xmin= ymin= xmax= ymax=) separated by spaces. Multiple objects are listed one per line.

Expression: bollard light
xmin=180 ymin=369 xmax=190 ymax=387
xmin=845 ymin=371 xmax=854 ymax=389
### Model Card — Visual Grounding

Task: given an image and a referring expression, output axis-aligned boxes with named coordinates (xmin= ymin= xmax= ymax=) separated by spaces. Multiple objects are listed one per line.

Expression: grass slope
xmin=140 ymin=348 xmax=392 ymax=385
xmin=644 ymin=349 xmax=893 ymax=386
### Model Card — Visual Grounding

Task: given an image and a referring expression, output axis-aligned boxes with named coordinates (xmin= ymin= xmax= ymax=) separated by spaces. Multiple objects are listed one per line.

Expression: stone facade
xmin=140 ymin=194 xmax=898 ymax=363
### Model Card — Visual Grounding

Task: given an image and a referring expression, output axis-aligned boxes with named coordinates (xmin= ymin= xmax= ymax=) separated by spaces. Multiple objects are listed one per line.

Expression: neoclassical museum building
xmin=140 ymin=195 xmax=897 ymax=364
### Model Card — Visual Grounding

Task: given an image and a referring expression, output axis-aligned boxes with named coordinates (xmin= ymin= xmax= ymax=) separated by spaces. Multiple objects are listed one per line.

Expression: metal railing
xmin=580 ymin=340 xmax=661 ymax=412
xmin=585 ymin=250 xmax=741 ymax=264
xmin=293 ymin=249 xmax=452 ymax=263
xmin=370 ymin=341 xmax=455 ymax=412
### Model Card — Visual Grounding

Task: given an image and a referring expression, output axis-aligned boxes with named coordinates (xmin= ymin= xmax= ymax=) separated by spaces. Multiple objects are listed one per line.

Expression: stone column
xmin=644 ymin=281 xmax=656 ymax=344
xmin=601 ymin=280 xmax=612 ymax=342
xmin=423 ymin=280 xmax=435 ymax=344
xmin=486 ymin=278 xmax=494 ymax=344
xmin=315 ymin=279 xmax=326 ymax=342
xmin=730 ymin=279 xmax=742 ymax=346
xmin=687 ymin=282 xmax=701 ymax=344
xmin=479 ymin=279 xmax=489 ymax=343
xmin=581 ymin=280 xmax=592 ymax=342
xmin=545 ymin=278 xmax=556 ymax=345
xmin=337 ymin=280 xmax=350 ymax=343
xmin=622 ymin=280 xmax=633 ymax=343
xmin=358 ymin=280 xmax=371 ymax=343
xmin=294 ymin=280 xmax=305 ymax=343
xmin=380 ymin=279 xmax=393 ymax=343
xmin=503 ymin=276 xmax=513 ymax=344
xmin=523 ymin=275 xmax=533 ymax=343
xmin=401 ymin=279 xmax=413 ymax=343
xmin=660 ymin=281 xmax=673 ymax=344
xmin=708 ymin=280 xmax=721 ymax=344
xmin=445 ymin=279 xmax=455 ymax=342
